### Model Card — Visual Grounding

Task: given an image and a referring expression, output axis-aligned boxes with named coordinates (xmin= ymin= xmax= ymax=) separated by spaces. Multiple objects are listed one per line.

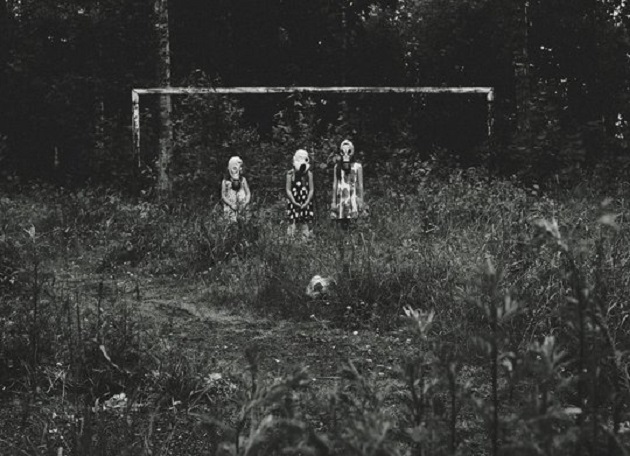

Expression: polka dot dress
xmin=287 ymin=170 xmax=314 ymax=223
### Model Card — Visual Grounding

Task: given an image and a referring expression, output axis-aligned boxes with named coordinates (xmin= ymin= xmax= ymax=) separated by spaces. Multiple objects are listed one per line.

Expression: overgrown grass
xmin=1 ymin=166 xmax=629 ymax=455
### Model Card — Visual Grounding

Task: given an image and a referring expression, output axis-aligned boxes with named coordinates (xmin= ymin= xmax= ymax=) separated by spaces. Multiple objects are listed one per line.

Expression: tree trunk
xmin=155 ymin=0 xmax=173 ymax=197
xmin=514 ymin=0 xmax=531 ymax=133
xmin=340 ymin=2 xmax=350 ymax=129
xmin=93 ymin=3 xmax=106 ymax=160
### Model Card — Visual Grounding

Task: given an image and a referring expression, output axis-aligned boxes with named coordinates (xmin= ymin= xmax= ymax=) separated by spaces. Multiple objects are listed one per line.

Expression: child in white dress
xmin=221 ymin=156 xmax=251 ymax=222
xmin=331 ymin=140 xmax=364 ymax=223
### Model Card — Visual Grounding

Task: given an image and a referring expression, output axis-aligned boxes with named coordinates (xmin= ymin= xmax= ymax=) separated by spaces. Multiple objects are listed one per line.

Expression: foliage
xmin=2 ymin=167 xmax=630 ymax=454
xmin=1 ymin=0 xmax=629 ymax=184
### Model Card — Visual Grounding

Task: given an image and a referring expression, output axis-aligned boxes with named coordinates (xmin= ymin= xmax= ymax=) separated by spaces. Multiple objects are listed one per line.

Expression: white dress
xmin=333 ymin=162 xmax=362 ymax=219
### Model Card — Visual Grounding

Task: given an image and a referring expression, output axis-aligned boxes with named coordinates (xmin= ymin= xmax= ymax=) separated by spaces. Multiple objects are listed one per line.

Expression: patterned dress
xmin=287 ymin=170 xmax=314 ymax=223
xmin=333 ymin=162 xmax=362 ymax=219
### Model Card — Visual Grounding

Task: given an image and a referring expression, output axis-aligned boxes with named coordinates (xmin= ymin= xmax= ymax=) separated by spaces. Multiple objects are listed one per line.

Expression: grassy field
xmin=1 ymin=166 xmax=629 ymax=455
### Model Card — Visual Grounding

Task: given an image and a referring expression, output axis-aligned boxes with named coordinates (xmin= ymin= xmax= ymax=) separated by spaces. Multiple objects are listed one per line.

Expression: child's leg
xmin=335 ymin=219 xmax=350 ymax=231
xmin=301 ymin=223 xmax=313 ymax=239
xmin=224 ymin=205 xmax=237 ymax=223
xmin=287 ymin=222 xmax=296 ymax=238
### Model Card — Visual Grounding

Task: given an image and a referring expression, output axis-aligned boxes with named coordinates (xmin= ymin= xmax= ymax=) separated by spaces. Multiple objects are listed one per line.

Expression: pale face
xmin=229 ymin=163 xmax=241 ymax=180
xmin=340 ymin=140 xmax=354 ymax=162
xmin=293 ymin=150 xmax=310 ymax=173
xmin=228 ymin=156 xmax=243 ymax=180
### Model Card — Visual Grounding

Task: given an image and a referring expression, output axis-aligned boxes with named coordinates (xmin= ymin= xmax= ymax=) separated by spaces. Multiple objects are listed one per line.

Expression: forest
xmin=1 ymin=0 xmax=628 ymax=186
xmin=1 ymin=1 xmax=630 ymax=455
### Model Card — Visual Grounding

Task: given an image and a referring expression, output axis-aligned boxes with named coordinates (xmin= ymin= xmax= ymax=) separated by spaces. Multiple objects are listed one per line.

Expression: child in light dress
xmin=331 ymin=139 xmax=364 ymax=225
xmin=221 ymin=156 xmax=251 ymax=222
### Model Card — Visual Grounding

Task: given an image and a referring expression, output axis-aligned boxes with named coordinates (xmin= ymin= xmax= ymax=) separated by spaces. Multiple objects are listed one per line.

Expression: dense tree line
xmin=0 ymin=0 xmax=628 ymax=186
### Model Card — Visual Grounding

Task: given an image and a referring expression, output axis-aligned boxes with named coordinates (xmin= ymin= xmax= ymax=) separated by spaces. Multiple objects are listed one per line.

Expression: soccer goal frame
xmin=131 ymin=86 xmax=494 ymax=186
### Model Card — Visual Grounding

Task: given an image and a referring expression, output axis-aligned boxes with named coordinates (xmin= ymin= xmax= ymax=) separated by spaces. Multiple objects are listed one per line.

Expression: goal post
xmin=131 ymin=86 xmax=495 ymax=188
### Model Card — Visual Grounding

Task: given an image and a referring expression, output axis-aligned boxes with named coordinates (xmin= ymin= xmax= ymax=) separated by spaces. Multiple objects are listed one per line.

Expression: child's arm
xmin=221 ymin=180 xmax=236 ymax=210
xmin=242 ymin=177 xmax=251 ymax=206
xmin=286 ymin=172 xmax=298 ymax=206
xmin=356 ymin=163 xmax=364 ymax=209
xmin=303 ymin=170 xmax=314 ymax=208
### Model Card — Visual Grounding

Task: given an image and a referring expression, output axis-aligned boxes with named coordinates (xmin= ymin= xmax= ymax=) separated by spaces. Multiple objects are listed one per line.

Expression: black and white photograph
xmin=1 ymin=1 xmax=630 ymax=454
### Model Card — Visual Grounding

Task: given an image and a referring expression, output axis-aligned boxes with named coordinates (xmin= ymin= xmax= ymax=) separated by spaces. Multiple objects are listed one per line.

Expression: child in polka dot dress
xmin=286 ymin=149 xmax=314 ymax=238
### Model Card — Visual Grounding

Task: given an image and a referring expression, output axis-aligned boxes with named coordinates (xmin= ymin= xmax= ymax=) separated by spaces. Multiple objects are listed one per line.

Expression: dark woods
xmin=0 ymin=0 xmax=629 ymax=188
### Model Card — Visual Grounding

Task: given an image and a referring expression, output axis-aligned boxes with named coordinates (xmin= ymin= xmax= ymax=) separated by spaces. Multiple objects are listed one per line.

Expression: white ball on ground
xmin=306 ymin=275 xmax=334 ymax=298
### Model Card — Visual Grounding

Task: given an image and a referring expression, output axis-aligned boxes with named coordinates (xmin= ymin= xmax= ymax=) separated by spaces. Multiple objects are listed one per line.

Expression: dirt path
xmin=136 ymin=277 xmax=407 ymax=380
xmin=0 ymin=274 xmax=412 ymax=456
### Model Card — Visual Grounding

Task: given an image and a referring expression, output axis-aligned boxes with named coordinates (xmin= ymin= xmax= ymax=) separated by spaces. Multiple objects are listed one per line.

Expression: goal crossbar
xmin=132 ymin=86 xmax=495 ymax=166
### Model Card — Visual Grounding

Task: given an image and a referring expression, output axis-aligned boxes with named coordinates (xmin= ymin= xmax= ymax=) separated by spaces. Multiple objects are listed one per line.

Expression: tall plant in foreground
xmin=196 ymin=345 xmax=325 ymax=456
xmin=535 ymin=210 xmax=630 ymax=455
xmin=472 ymin=261 xmax=519 ymax=456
